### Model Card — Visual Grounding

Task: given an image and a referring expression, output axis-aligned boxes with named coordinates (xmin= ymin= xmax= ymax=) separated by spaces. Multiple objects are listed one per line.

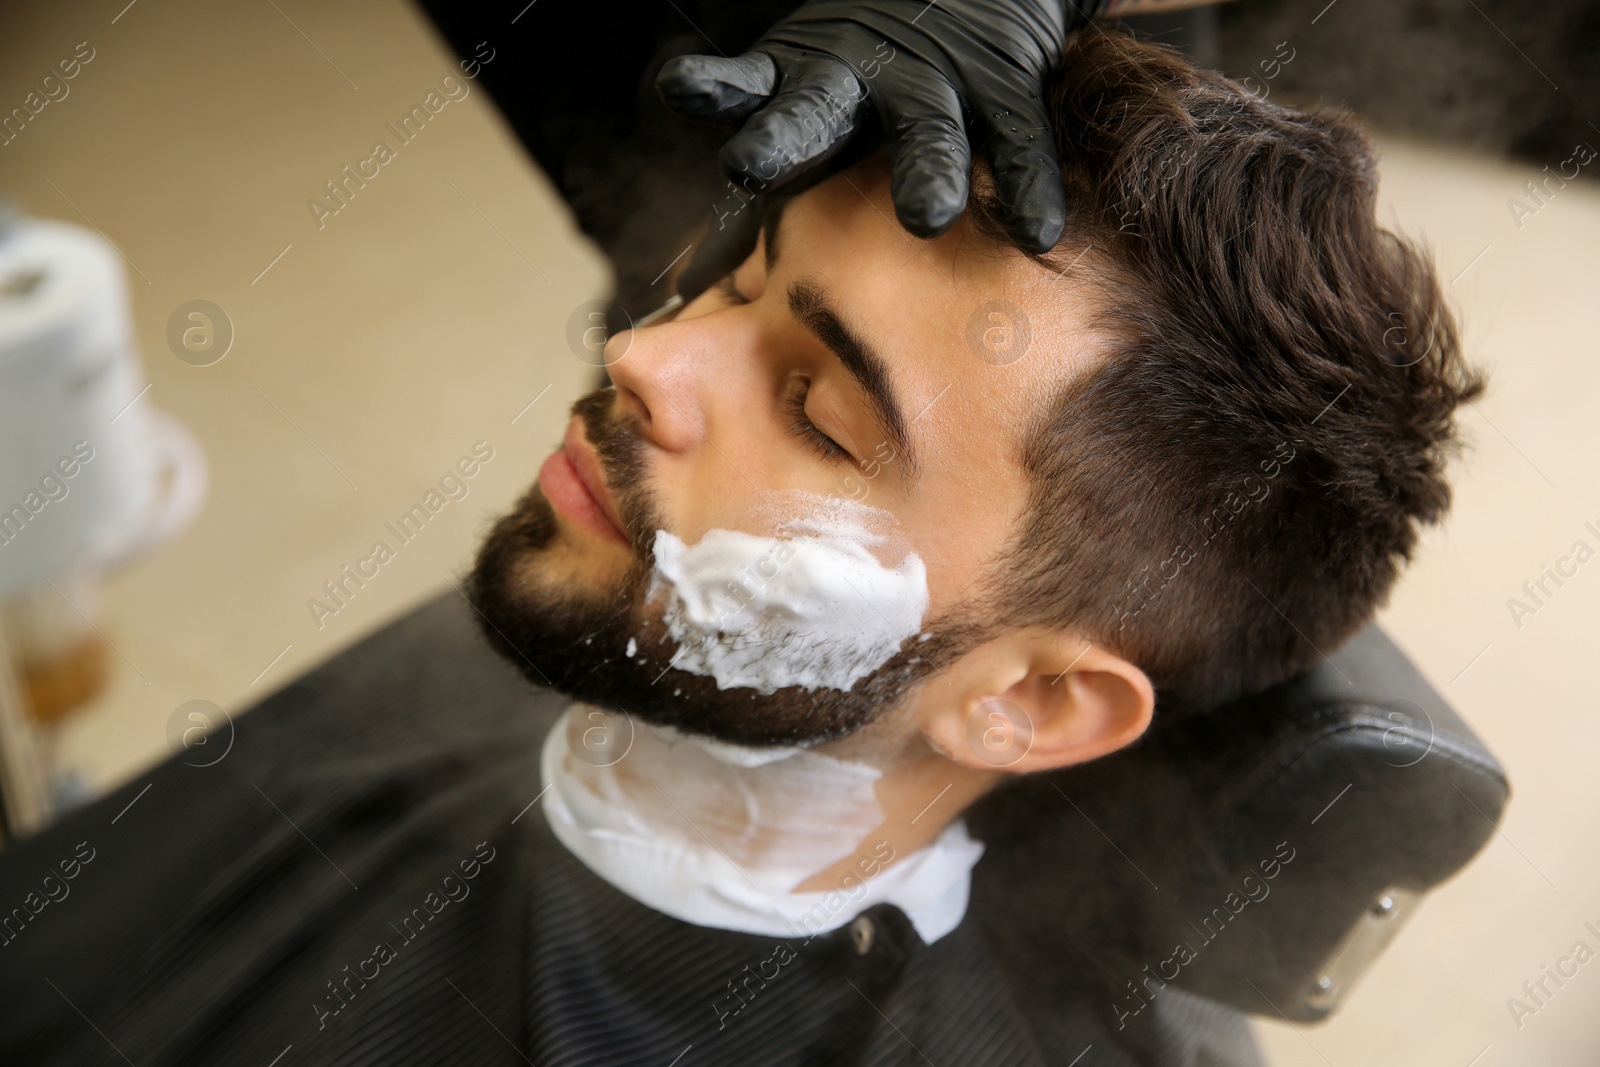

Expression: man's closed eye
xmin=783 ymin=377 xmax=850 ymax=463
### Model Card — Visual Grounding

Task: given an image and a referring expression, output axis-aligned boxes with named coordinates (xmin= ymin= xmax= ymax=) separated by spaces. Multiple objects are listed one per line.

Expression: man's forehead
xmin=776 ymin=158 xmax=1109 ymax=446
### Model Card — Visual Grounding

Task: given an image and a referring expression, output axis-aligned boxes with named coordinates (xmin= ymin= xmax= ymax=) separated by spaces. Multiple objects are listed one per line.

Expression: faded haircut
xmin=969 ymin=28 xmax=1485 ymax=713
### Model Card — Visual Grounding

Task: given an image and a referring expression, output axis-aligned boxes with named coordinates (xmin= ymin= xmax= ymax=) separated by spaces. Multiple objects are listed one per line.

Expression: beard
xmin=463 ymin=388 xmax=971 ymax=749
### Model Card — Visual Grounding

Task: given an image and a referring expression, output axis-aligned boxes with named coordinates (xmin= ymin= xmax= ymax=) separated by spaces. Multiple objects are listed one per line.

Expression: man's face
xmin=468 ymin=155 xmax=1103 ymax=747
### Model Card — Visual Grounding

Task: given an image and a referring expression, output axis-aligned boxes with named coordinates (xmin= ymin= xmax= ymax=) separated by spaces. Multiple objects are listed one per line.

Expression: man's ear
xmin=919 ymin=633 xmax=1154 ymax=775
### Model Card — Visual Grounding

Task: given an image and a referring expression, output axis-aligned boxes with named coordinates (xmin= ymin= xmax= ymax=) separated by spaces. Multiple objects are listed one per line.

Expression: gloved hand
xmin=656 ymin=0 xmax=1108 ymax=275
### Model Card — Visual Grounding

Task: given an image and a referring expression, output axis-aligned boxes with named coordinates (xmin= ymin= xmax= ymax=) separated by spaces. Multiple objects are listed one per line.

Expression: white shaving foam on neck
xmin=541 ymin=705 xmax=989 ymax=942
xmin=554 ymin=705 xmax=886 ymax=889
xmin=647 ymin=496 xmax=928 ymax=693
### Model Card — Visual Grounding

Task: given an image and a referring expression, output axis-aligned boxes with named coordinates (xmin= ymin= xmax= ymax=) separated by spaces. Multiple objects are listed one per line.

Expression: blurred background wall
xmin=0 ymin=1 xmax=1596 ymax=1064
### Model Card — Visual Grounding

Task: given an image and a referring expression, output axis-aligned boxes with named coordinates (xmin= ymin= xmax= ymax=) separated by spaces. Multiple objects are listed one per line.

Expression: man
xmin=467 ymin=9 xmax=1481 ymax=852
xmin=0 ymin=28 xmax=1479 ymax=1067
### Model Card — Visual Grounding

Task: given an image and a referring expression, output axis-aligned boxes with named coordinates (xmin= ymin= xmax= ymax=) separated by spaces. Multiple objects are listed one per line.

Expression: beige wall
xmin=1 ymin=2 xmax=1597 ymax=1064
xmin=0 ymin=0 xmax=606 ymax=783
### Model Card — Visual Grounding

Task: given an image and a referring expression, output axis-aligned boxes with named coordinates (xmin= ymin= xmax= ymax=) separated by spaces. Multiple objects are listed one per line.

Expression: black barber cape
xmin=0 ymin=593 xmax=1260 ymax=1065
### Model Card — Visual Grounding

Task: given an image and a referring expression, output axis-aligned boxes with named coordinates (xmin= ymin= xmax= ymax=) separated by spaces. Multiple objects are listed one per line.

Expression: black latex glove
xmin=657 ymin=0 xmax=1108 ymax=288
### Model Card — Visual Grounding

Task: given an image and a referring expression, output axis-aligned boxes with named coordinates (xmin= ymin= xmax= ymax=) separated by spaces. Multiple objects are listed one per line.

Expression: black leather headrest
xmin=966 ymin=623 xmax=1508 ymax=1026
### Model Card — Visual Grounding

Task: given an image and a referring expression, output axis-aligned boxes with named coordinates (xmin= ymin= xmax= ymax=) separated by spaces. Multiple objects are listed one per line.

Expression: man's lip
xmin=561 ymin=418 xmax=629 ymax=541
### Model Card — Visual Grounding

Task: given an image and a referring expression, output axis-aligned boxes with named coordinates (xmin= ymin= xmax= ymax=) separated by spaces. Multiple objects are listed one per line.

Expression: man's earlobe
xmin=923 ymin=638 xmax=1154 ymax=775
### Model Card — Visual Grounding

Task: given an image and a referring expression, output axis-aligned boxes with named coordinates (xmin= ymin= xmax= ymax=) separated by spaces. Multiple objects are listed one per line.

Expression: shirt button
xmin=848 ymin=916 xmax=875 ymax=955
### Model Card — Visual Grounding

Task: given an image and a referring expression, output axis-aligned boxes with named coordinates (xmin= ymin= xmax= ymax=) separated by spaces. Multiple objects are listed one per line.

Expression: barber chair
xmin=966 ymin=623 xmax=1507 ymax=1028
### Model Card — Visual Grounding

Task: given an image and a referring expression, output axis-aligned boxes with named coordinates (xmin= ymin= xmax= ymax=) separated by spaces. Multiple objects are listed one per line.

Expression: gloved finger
xmin=971 ymin=92 xmax=1067 ymax=254
xmin=655 ymin=51 xmax=778 ymax=122
xmin=716 ymin=53 xmax=867 ymax=195
xmin=871 ymin=69 xmax=974 ymax=240
xmin=675 ymin=193 xmax=765 ymax=302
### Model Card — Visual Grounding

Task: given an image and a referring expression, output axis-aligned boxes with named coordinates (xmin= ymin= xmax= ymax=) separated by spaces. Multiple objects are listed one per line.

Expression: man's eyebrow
xmin=787 ymin=278 xmax=918 ymax=480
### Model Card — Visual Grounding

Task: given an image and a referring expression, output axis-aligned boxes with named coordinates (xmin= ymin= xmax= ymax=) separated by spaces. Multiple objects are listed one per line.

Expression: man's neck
xmin=556 ymin=705 xmax=1002 ymax=897
xmin=792 ymin=739 xmax=1002 ymax=893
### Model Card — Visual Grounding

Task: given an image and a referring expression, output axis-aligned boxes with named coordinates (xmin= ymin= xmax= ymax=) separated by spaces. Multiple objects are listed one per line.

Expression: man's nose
xmin=603 ymin=320 xmax=716 ymax=454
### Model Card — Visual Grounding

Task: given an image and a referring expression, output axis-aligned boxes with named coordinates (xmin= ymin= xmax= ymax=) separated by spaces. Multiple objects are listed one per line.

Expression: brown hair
xmin=974 ymin=29 xmax=1484 ymax=712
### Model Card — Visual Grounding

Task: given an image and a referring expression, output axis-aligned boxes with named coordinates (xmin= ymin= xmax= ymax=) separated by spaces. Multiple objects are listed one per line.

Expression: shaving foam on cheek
xmin=647 ymin=497 xmax=929 ymax=693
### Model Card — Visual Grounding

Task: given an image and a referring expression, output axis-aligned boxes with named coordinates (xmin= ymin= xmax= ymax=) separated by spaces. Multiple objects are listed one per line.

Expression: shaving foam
xmin=647 ymin=496 xmax=929 ymax=693
xmin=550 ymin=705 xmax=886 ymax=888
xmin=540 ymin=706 xmax=988 ymax=942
